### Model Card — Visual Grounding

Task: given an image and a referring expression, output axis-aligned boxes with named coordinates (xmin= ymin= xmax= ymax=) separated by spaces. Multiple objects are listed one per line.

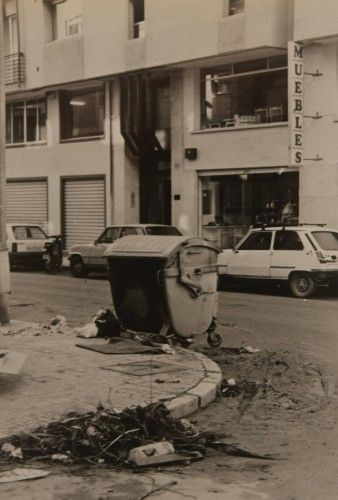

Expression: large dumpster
xmin=104 ymin=235 xmax=221 ymax=344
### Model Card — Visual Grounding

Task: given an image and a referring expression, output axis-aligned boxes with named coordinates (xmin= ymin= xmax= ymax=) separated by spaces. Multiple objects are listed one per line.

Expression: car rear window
xmin=311 ymin=231 xmax=338 ymax=250
xmin=145 ymin=226 xmax=181 ymax=236
xmin=13 ymin=226 xmax=47 ymax=240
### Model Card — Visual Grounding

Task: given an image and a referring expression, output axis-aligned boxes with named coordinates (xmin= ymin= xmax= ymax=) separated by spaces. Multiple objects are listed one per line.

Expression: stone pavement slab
xmin=0 ymin=322 xmax=221 ymax=438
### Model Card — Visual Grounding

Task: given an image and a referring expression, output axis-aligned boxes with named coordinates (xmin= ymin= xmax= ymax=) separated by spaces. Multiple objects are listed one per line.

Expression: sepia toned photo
xmin=0 ymin=1 xmax=337 ymax=498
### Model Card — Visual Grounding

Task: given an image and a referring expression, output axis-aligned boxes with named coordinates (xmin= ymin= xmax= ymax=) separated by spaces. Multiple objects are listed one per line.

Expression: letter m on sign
xmin=294 ymin=44 xmax=303 ymax=59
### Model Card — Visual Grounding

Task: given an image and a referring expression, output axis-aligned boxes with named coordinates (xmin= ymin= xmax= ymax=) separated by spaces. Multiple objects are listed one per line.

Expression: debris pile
xmin=198 ymin=347 xmax=330 ymax=415
xmin=0 ymin=403 xmax=274 ymax=467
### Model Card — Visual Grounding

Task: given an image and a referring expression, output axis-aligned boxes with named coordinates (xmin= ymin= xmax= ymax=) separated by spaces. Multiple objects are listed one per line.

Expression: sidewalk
xmin=0 ymin=321 xmax=221 ymax=439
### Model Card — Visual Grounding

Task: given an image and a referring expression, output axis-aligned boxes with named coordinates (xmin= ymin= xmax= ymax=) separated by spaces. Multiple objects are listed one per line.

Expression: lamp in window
xmin=69 ymin=99 xmax=86 ymax=106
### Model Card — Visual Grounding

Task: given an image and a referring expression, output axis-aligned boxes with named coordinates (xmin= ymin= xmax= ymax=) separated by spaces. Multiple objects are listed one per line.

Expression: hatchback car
xmin=218 ymin=225 xmax=338 ymax=298
xmin=6 ymin=223 xmax=51 ymax=270
xmin=68 ymin=224 xmax=182 ymax=277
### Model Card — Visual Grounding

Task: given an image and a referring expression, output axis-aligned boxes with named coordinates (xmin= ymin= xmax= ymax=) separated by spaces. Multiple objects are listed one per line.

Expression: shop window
xmin=201 ymin=172 xmax=299 ymax=249
xmin=6 ymin=99 xmax=47 ymax=145
xmin=59 ymin=86 xmax=104 ymax=140
xmin=239 ymin=231 xmax=272 ymax=251
xmin=274 ymin=231 xmax=304 ymax=251
xmin=229 ymin=0 xmax=244 ymax=16
xmin=201 ymin=56 xmax=287 ymax=129
xmin=130 ymin=0 xmax=145 ymax=39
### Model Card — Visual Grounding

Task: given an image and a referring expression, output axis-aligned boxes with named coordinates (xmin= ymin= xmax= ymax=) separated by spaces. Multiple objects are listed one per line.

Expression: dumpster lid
xmin=104 ymin=235 xmax=220 ymax=259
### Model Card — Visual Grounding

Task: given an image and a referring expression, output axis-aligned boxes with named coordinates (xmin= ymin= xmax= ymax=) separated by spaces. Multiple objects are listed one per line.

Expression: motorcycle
xmin=43 ymin=235 xmax=63 ymax=273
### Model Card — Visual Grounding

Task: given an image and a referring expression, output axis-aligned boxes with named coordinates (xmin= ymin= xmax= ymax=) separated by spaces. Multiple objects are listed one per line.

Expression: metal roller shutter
xmin=6 ymin=179 xmax=48 ymax=226
xmin=63 ymin=177 xmax=106 ymax=249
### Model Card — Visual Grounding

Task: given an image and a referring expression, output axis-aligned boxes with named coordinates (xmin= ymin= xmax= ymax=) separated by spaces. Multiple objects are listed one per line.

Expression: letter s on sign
xmin=295 ymin=151 xmax=302 ymax=164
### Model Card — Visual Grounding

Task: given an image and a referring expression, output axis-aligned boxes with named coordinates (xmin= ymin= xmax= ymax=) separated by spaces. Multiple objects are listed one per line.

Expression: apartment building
xmin=3 ymin=0 xmax=338 ymax=248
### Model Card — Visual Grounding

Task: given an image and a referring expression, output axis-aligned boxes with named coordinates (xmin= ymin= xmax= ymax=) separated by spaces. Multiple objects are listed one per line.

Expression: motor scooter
xmin=43 ymin=235 xmax=63 ymax=273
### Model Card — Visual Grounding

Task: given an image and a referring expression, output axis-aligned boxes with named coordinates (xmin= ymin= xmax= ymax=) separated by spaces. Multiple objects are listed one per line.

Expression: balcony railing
xmin=4 ymin=53 xmax=25 ymax=86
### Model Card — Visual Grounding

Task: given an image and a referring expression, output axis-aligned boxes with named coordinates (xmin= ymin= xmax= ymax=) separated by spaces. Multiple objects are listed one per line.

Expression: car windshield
xmin=145 ymin=226 xmax=181 ymax=236
xmin=13 ymin=226 xmax=47 ymax=240
xmin=311 ymin=231 xmax=338 ymax=251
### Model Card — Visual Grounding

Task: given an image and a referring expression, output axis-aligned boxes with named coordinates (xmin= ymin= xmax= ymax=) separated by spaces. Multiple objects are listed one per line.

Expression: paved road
xmin=7 ymin=271 xmax=338 ymax=370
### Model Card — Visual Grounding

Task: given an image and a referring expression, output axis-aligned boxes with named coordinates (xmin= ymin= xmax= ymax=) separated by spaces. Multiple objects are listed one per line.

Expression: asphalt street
xmin=7 ymin=271 xmax=338 ymax=372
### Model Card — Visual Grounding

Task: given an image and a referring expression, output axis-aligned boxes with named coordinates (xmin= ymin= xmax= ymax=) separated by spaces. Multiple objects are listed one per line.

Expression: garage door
xmin=6 ymin=179 xmax=48 ymax=226
xmin=63 ymin=177 xmax=106 ymax=249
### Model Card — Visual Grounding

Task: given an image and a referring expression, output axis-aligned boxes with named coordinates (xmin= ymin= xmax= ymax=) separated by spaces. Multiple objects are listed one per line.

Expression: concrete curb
xmin=165 ymin=350 xmax=222 ymax=419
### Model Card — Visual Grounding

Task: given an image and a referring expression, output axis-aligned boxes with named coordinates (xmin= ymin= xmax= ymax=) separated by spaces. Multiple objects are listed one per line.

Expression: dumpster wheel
xmin=207 ymin=331 xmax=222 ymax=347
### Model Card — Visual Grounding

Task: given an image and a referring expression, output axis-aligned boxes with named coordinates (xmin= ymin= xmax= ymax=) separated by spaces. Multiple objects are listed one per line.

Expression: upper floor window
xmin=229 ymin=0 xmax=244 ymax=16
xmin=45 ymin=0 xmax=82 ymax=41
xmin=66 ymin=15 xmax=82 ymax=36
xmin=130 ymin=0 xmax=145 ymax=39
xmin=201 ymin=55 xmax=287 ymax=130
xmin=6 ymin=99 xmax=47 ymax=145
xmin=59 ymin=86 xmax=104 ymax=140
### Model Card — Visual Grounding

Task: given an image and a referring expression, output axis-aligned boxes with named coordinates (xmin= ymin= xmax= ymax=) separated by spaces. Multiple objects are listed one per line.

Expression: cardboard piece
xmin=0 ymin=468 xmax=49 ymax=483
xmin=0 ymin=350 xmax=26 ymax=375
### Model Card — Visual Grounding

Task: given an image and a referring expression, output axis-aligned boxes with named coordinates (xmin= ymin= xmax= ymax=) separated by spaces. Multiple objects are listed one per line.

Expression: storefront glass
xmin=201 ymin=171 xmax=299 ymax=248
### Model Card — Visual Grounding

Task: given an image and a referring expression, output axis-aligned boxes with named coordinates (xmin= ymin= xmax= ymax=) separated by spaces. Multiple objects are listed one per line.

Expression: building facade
xmin=3 ymin=0 xmax=337 ymax=249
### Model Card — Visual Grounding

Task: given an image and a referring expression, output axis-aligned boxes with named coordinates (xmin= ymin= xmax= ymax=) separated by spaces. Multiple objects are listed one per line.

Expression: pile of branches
xmin=0 ymin=403 xmax=208 ymax=466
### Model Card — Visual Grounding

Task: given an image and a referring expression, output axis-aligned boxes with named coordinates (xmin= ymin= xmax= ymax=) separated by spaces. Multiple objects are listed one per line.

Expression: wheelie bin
xmin=104 ymin=235 xmax=221 ymax=344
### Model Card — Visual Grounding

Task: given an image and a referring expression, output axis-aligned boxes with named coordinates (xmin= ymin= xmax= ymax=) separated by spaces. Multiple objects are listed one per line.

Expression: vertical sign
xmin=288 ymin=41 xmax=304 ymax=167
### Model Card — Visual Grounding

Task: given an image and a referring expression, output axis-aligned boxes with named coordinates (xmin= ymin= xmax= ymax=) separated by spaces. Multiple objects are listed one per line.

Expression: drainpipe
xmin=109 ymin=80 xmax=114 ymax=224
xmin=0 ymin=0 xmax=10 ymax=325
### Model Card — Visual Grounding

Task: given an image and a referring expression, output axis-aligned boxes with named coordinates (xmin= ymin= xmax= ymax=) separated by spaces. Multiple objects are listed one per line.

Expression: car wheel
xmin=289 ymin=272 xmax=316 ymax=298
xmin=70 ymin=257 xmax=88 ymax=278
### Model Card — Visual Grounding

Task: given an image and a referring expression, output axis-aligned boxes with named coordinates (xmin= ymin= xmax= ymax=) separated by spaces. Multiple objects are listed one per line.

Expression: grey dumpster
xmin=104 ymin=235 xmax=221 ymax=342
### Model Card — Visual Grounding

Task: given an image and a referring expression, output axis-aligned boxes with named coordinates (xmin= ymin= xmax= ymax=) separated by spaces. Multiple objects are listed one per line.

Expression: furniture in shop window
xmin=255 ymin=108 xmax=268 ymax=124
xmin=269 ymin=105 xmax=283 ymax=122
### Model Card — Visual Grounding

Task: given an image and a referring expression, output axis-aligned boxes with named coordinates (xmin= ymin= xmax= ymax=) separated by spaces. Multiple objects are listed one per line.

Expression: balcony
xmin=4 ymin=53 xmax=25 ymax=86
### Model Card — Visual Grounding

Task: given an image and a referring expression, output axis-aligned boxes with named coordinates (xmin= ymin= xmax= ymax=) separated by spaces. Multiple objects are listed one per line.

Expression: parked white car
xmin=6 ymin=223 xmax=51 ymax=270
xmin=68 ymin=224 xmax=182 ymax=277
xmin=218 ymin=225 xmax=338 ymax=298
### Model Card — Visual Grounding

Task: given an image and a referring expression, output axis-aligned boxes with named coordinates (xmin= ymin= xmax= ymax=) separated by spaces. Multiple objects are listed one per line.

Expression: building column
xmin=300 ymin=43 xmax=338 ymax=227
xmin=171 ymin=70 xmax=198 ymax=236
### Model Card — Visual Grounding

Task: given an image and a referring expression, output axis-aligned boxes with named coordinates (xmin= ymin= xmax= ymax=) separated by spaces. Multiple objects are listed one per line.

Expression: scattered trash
xmin=139 ymin=480 xmax=178 ymax=500
xmin=129 ymin=441 xmax=174 ymax=465
xmin=75 ymin=323 xmax=98 ymax=339
xmin=243 ymin=345 xmax=261 ymax=354
xmin=49 ymin=315 xmax=68 ymax=334
xmin=2 ymin=443 xmax=23 ymax=459
xmin=161 ymin=344 xmax=175 ymax=355
xmin=208 ymin=439 xmax=277 ymax=460
xmin=94 ymin=308 xmax=121 ymax=338
xmin=51 ymin=453 xmax=69 ymax=463
xmin=0 ymin=468 xmax=50 ymax=484
xmin=77 ymin=339 xmax=163 ymax=355
xmin=49 ymin=315 xmax=66 ymax=327
xmin=221 ymin=379 xmax=261 ymax=399
xmin=0 ymin=402 xmax=276 ymax=468
xmin=0 ymin=350 xmax=26 ymax=375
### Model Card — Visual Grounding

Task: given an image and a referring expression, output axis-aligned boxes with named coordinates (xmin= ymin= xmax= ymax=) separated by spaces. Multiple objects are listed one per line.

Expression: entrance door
xmin=227 ymin=230 xmax=273 ymax=277
xmin=63 ymin=177 xmax=106 ymax=249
